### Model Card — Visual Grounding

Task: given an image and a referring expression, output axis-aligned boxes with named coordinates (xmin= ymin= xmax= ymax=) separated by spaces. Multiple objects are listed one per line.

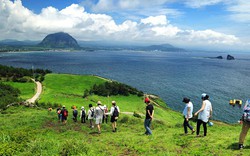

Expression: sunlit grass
xmin=4 ymin=81 xmax=35 ymax=100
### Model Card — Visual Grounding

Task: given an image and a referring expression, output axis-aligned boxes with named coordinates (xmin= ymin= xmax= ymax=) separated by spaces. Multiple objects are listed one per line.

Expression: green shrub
xmin=0 ymin=82 xmax=21 ymax=109
xmin=133 ymin=112 xmax=142 ymax=118
xmin=120 ymin=116 xmax=129 ymax=123
xmin=86 ymin=81 xmax=144 ymax=97
xmin=59 ymin=140 xmax=89 ymax=156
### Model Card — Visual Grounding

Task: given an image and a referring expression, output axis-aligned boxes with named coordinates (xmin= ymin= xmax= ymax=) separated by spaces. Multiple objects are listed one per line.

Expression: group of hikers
xmin=181 ymin=93 xmax=212 ymax=137
xmin=56 ymin=100 xmax=120 ymax=134
xmin=53 ymin=97 xmax=154 ymax=136
xmin=181 ymin=93 xmax=250 ymax=150
xmin=53 ymin=92 xmax=250 ymax=150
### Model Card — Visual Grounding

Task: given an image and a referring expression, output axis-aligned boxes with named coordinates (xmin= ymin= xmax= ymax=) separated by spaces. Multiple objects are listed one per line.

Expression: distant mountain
xmin=0 ymin=39 xmax=39 ymax=46
xmin=38 ymin=32 xmax=80 ymax=49
xmin=78 ymin=41 xmax=186 ymax=52
xmin=144 ymin=44 xmax=185 ymax=52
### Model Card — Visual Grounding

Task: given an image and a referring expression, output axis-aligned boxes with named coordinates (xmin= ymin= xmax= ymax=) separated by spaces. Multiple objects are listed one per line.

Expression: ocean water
xmin=1 ymin=50 xmax=250 ymax=123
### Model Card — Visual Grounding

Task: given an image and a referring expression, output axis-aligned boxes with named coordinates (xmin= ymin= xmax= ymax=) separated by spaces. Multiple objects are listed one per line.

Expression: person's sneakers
xmin=191 ymin=129 xmax=195 ymax=134
xmin=239 ymin=144 xmax=244 ymax=150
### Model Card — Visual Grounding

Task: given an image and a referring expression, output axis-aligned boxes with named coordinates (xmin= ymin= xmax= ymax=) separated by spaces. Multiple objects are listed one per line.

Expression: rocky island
xmin=227 ymin=54 xmax=235 ymax=60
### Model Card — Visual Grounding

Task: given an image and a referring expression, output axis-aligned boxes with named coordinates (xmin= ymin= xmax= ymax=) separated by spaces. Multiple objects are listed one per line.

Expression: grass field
xmin=3 ymin=81 xmax=35 ymax=100
xmin=1 ymin=74 xmax=250 ymax=155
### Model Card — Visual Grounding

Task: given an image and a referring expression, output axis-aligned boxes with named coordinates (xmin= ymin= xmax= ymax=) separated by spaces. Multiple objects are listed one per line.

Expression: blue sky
xmin=1 ymin=0 xmax=250 ymax=51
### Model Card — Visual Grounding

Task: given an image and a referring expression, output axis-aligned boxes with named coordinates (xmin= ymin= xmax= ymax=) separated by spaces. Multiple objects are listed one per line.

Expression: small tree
xmin=83 ymin=89 xmax=89 ymax=98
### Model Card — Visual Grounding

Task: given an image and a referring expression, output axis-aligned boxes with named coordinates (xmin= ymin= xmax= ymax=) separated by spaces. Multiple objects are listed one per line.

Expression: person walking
xmin=106 ymin=101 xmax=120 ymax=132
xmin=72 ymin=106 xmax=78 ymax=122
xmin=182 ymin=97 xmax=195 ymax=135
xmin=95 ymin=101 xmax=104 ymax=134
xmin=103 ymin=105 xmax=109 ymax=124
xmin=144 ymin=98 xmax=154 ymax=135
xmin=61 ymin=105 xmax=68 ymax=124
xmin=56 ymin=107 xmax=62 ymax=123
xmin=194 ymin=93 xmax=212 ymax=137
xmin=80 ymin=106 xmax=86 ymax=123
xmin=238 ymin=99 xmax=250 ymax=149
xmin=87 ymin=104 xmax=95 ymax=128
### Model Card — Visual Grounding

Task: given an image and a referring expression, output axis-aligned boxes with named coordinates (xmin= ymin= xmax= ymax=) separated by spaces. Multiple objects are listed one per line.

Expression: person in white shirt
xmin=194 ymin=93 xmax=213 ymax=137
xmin=182 ymin=97 xmax=195 ymax=135
xmin=95 ymin=101 xmax=105 ymax=134
xmin=87 ymin=104 xmax=95 ymax=128
xmin=80 ymin=106 xmax=86 ymax=123
xmin=106 ymin=101 xmax=120 ymax=132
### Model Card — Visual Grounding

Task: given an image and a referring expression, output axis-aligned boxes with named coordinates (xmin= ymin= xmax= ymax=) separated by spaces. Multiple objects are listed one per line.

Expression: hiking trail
xmin=26 ymin=79 xmax=42 ymax=104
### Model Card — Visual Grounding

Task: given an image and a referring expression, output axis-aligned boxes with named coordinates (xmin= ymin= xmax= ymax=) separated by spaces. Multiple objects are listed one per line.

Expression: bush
xmin=18 ymin=77 xmax=29 ymax=83
xmin=133 ymin=112 xmax=142 ymax=118
xmin=36 ymin=102 xmax=61 ymax=109
xmin=120 ymin=116 xmax=129 ymax=123
xmin=86 ymin=81 xmax=144 ymax=97
xmin=0 ymin=83 xmax=21 ymax=109
xmin=59 ymin=140 xmax=89 ymax=156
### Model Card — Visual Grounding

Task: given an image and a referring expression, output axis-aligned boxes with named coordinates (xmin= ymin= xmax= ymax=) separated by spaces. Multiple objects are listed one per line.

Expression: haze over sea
xmin=1 ymin=50 xmax=250 ymax=123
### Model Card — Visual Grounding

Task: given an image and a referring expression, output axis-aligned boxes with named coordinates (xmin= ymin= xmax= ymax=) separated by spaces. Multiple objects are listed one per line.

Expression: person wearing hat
xmin=106 ymin=101 xmax=120 ymax=132
xmin=95 ymin=101 xmax=105 ymax=134
xmin=144 ymin=98 xmax=154 ymax=135
xmin=182 ymin=97 xmax=195 ymax=135
xmin=194 ymin=93 xmax=213 ymax=137
xmin=72 ymin=105 xmax=78 ymax=122
xmin=87 ymin=104 xmax=95 ymax=128
xmin=80 ymin=106 xmax=86 ymax=123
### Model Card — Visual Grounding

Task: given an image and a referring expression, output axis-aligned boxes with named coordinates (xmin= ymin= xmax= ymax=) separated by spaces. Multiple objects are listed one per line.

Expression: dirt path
xmin=26 ymin=79 xmax=42 ymax=104
xmin=121 ymin=112 xmax=144 ymax=116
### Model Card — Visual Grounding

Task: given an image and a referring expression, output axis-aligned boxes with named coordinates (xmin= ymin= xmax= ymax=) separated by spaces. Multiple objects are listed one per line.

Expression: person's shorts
xmin=111 ymin=116 xmax=118 ymax=123
xmin=95 ymin=117 xmax=103 ymax=124
xmin=62 ymin=116 xmax=67 ymax=121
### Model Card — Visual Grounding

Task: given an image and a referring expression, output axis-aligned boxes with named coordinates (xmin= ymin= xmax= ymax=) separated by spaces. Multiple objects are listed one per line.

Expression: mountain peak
xmin=38 ymin=32 xmax=80 ymax=49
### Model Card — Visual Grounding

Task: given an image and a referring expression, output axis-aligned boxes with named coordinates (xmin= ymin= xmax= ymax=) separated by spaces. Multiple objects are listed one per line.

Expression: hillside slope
xmin=0 ymin=74 xmax=248 ymax=155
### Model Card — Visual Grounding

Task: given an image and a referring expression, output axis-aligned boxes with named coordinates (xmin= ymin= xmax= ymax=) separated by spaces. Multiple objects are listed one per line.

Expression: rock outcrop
xmin=227 ymin=55 xmax=235 ymax=60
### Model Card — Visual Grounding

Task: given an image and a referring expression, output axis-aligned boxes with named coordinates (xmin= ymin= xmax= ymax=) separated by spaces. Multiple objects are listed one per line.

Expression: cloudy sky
xmin=1 ymin=0 xmax=250 ymax=51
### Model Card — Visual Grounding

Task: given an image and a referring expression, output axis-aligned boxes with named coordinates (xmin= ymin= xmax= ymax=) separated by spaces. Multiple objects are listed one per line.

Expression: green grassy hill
xmin=0 ymin=74 xmax=249 ymax=155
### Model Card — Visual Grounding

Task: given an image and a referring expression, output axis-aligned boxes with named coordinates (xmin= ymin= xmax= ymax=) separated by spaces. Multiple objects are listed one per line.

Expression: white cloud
xmin=227 ymin=0 xmax=250 ymax=22
xmin=183 ymin=0 xmax=250 ymax=23
xmin=92 ymin=0 xmax=173 ymax=11
xmin=0 ymin=0 xmax=241 ymax=49
xmin=89 ymin=0 xmax=181 ymax=19
xmin=183 ymin=29 xmax=239 ymax=44
xmin=141 ymin=15 xmax=168 ymax=26
xmin=184 ymin=0 xmax=226 ymax=8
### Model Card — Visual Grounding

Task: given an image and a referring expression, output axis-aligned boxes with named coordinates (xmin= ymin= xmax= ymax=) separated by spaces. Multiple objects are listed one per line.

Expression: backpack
xmin=113 ymin=106 xmax=119 ymax=117
xmin=81 ymin=110 xmax=85 ymax=117
xmin=63 ymin=110 xmax=68 ymax=117
xmin=242 ymin=99 xmax=250 ymax=122
xmin=90 ymin=109 xmax=94 ymax=117
xmin=73 ymin=110 xmax=78 ymax=116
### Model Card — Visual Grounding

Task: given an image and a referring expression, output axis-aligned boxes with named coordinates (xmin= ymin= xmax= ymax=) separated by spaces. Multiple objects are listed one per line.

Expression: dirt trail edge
xmin=26 ymin=79 xmax=42 ymax=104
